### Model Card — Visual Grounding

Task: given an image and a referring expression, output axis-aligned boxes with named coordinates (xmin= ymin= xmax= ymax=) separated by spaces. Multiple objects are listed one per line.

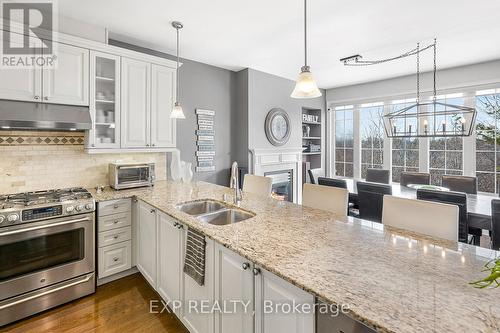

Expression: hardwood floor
xmin=2 ymin=273 xmax=188 ymax=333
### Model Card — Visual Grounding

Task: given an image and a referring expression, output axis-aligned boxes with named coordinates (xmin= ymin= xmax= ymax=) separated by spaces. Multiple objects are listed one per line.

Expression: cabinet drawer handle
xmin=177 ymin=224 xmax=183 ymax=230
xmin=113 ymin=257 xmax=119 ymax=262
xmin=146 ymin=144 xmax=150 ymax=147
xmin=44 ymin=96 xmax=48 ymax=101
xmin=113 ymin=220 xmax=119 ymax=224
xmin=150 ymin=209 xmax=156 ymax=213
xmin=34 ymin=95 xmax=40 ymax=100
xmin=242 ymin=262 xmax=250 ymax=270
xmin=173 ymin=222 xmax=179 ymax=227
xmin=113 ymin=204 xmax=119 ymax=209
xmin=252 ymin=268 xmax=261 ymax=276
xmin=113 ymin=235 xmax=119 ymax=239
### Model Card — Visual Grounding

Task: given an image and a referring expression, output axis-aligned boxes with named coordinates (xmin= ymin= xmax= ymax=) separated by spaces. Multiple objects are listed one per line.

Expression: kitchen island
xmin=90 ymin=180 xmax=500 ymax=333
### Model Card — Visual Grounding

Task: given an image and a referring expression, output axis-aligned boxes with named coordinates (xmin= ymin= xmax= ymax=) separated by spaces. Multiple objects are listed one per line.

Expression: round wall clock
xmin=264 ymin=108 xmax=291 ymax=146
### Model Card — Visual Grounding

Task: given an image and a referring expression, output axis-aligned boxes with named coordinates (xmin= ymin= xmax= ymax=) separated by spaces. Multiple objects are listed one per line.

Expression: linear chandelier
xmin=341 ymin=39 xmax=477 ymax=138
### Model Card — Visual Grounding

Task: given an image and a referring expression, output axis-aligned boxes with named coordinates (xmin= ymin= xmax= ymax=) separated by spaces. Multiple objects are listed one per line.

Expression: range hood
xmin=0 ymin=100 xmax=92 ymax=131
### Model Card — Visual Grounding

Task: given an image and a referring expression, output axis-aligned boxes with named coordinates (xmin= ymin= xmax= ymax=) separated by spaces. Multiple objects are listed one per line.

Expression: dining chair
xmin=366 ymin=168 xmax=390 ymax=184
xmin=242 ymin=174 xmax=273 ymax=198
xmin=382 ymin=196 xmax=459 ymax=242
xmin=307 ymin=169 xmax=317 ymax=184
xmin=441 ymin=175 xmax=477 ymax=194
xmin=400 ymin=172 xmax=430 ymax=187
xmin=490 ymin=199 xmax=500 ymax=250
xmin=302 ymin=183 xmax=349 ymax=217
xmin=317 ymin=177 xmax=347 ymax=189
xmin=416 ymin=189 xmax=468 ymax=243
xmin=356 ymin=181 xmax=392 ymax=223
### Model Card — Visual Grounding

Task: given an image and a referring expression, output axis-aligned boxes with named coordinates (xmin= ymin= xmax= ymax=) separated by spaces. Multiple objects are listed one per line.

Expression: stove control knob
xmin=66 ymin=206 xmax=75 ymax=213
xmin=7 ymin=214 xmax=19 ymax=222
xmin=76 ymin=205 xmax=84 ymax=212
xmin=85 ymin=203 xmax=94 ymax=211
xmin=0 ymin=215 xmax=5 ymax=224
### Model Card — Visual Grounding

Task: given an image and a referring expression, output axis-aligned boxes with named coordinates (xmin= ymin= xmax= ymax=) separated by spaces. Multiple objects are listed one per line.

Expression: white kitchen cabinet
xmin=43 ymin=42 xmax=89 ymax=105
xmin=137 ymin=200 xmax=157 ymax=288
xmin=98 ymin=240 xmax=132 ymax=279
xmin=151 ymin=64 xmax=176 ymax=148
xmin=157 ymin=211 xmax=183 ymax=316
xmin=254 ymin=266 xmax=315 ymax=333
xmin=87 ymin=51 xmax=121 ymax=149
xmin=121 ymin=57 xmax=151 ymax=148
xmin=0 ymin=34 xmax=42 ymax=102
xmin=214 ymin=245 xmax=254 ymax=333
xmin=182 ymin=236 xmax=215 ymax=333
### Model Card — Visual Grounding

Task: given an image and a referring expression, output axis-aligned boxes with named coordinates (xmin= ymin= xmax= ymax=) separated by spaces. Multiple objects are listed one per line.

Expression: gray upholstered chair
xmin=441 ymin=175 xmax=477 ymax=194
xmin=400 ymin=172 xmax=430 ymax=187
xmin=366 ymin=168 xmax=390 ymax=184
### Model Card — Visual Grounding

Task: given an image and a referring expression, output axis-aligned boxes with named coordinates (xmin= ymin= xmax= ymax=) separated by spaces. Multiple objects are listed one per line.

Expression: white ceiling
xmin=58 ymin=0 xmax=500 ymax=89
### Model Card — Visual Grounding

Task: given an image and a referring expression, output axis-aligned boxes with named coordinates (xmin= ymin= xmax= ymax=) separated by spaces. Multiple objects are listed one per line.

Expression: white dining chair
xmin=302 ymin=183 xmax=349 ymax=217
xmin=382 ymin=195 xmax=459 ymax=242
xmin=242 ymin=174 xmax=273 ymax=197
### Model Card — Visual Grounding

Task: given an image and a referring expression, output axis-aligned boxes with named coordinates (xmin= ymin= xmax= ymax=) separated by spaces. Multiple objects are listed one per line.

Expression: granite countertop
xmin=89 ymin=180 xmax=500 ymax=333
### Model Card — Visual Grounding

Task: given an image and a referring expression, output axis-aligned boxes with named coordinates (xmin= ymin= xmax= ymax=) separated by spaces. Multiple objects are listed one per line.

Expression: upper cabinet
xmin=0 ymin=35 xmax=42 ymax=102
xmin=121 ymin=58 xmax=151 ymax=148
xmin=42 ymin=43 xmax=89 ymax=105
xmin=88 ymin=51 xmax=121 ymax=148
xmin=151 ymin=64 xmax=176 ymax=148
xmin=120 ymin=59 xmax=177 ymax=149
xmin=0 ymin=36 xmax=89 ymax=106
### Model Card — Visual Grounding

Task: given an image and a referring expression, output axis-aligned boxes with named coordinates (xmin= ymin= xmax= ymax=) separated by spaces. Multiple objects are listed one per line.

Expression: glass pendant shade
xmin=170 ymin=102 xmax=185 ymax=119
xmin=291 ymin=66 xmax=322 ymax=99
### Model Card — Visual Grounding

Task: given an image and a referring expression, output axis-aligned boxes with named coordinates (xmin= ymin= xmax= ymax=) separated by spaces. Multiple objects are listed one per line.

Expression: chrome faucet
xmin=230 ymin=161 xmax=242 ymax=204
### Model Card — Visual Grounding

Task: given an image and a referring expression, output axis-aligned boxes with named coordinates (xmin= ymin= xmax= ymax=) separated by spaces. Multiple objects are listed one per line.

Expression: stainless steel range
xmin=0 ymin=187 xmax=95 ymax=326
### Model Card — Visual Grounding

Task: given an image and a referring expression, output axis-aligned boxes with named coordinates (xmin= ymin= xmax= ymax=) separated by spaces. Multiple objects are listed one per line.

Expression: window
xmin=475 ymin=89 xmax=500 ymax=193
xmin=391 ymin=99 xmax=419 ymax=182
xmin=334 ymin=105 xmax=354 ymax=177
xmin=428 ymin=94 xmax=465 ymax=185
xmin=360 ymin=102 xmax=384 ymax=178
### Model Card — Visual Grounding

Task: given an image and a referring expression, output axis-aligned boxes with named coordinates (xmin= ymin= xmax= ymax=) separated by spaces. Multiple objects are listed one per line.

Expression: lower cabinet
xmin=157 ymin=211 xmax=183 ymax=316
xmin=135 ymin=199 xmax=314 ymax=333
xmin=137 ymin=200 xmax=157 ymax=288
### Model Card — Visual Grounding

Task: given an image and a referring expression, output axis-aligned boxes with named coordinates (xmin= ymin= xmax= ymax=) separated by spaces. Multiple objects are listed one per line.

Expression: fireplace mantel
xmin=249 ymin=148 xmax=303 ymax=203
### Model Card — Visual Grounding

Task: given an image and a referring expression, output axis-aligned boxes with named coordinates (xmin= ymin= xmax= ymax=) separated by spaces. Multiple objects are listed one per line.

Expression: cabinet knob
xmin=34 ymin=95 xmax=40 ymax=100
xmin=44 ymin=96 xmax=48 ymax=101
xmin=113 ymin=257 xmax=119 ymax=262
xmin=113 ymin=220 xmax=119 ymax=224
xmin=177 ymin=224 xmax=183 ymax=229
xmin=242 ymin=262 xmax=250 ymax=270
xmin=91 ymin=144 xmax=95 ymax=147
xmin=252 ymin=267 xmax=261 ymax=276
xmin=113 ymin=235 xmax=119 ymax=239
xmin=150 ymin=209 xmax=156 ymax=213
xmin=146 ymin=144 xmax=150 ymax=147
xmin=173 ymin=222 xmax=179 ymax=227
xmin=113 ymin=204 xmax=119 ymax=209
xmin=152 ymin=143 xmax=156 ymax=147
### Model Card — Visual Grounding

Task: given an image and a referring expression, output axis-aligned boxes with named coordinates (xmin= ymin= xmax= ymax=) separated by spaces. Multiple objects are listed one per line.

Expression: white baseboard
xmin=97 ymin=267 xmax=139 ymax=286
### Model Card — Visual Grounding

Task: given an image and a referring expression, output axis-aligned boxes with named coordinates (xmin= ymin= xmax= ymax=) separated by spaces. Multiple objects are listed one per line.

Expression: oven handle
xmin=0 ymin=216 xmax=91 ymax=237
xmin=0 ymin=273 xmax=94 ymax=310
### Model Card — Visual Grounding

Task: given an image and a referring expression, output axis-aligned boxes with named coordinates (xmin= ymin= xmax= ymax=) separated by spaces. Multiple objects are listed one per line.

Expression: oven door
xmin=0 ymin=213 xmax=94 ymax=301
xmin=115 ymin=165 xmax=153 ymax=189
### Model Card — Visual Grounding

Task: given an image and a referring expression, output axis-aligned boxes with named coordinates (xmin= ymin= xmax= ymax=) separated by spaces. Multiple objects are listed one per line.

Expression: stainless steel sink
xmin=176 ymin=200 xmax=226 ymax=215
xmin=197 ymin=209 xmax=256 ymax=226
xmin=175 ymin=199 xmax=255 ymax=225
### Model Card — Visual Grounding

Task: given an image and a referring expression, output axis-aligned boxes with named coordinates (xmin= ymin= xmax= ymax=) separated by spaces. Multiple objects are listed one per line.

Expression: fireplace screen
xmin=264 ymin=169 xmax=293 ymax=202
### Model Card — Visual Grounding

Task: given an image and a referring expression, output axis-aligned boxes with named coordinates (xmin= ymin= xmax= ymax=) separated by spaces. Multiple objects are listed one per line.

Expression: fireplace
xmin=265 ymin=169 xmax=293 ymax=202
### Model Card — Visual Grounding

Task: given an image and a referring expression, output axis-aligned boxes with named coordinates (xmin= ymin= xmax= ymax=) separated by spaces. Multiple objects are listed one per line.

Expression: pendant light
xmin=291 ymin=0 xmax=322 ymax=99
xmin=170 ymin=21 xmax=185 ymax=119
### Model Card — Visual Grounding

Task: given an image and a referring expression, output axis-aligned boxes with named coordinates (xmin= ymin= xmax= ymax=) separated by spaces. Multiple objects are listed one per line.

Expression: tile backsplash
xmin=0 ymin=130 xmax=167 ymax=194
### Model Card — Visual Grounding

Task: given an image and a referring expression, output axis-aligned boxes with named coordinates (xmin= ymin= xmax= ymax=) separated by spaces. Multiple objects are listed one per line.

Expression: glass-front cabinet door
xmin=88 ymin=51 xmax=121 ymax=148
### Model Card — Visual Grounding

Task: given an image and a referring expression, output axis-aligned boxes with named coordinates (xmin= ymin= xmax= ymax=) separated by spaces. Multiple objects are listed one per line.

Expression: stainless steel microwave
xmin=109 ymin=163 xmax=155 ymax=190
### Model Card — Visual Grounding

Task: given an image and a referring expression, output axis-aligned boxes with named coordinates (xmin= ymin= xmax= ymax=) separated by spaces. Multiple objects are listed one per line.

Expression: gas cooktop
xmin=0 ymin=187 xmax=95 ymax=226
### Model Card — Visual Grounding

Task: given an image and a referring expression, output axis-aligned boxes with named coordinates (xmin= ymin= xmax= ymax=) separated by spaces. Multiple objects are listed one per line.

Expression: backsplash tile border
xmin=0 ymin=130 xmax=84 ymax=146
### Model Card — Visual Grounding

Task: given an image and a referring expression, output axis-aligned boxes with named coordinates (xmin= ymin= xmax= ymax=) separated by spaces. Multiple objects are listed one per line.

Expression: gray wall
xmin=110 ymin=39 xmax=236 ymax=186
xmin=326 ymin=59 xmax=500 ymax=104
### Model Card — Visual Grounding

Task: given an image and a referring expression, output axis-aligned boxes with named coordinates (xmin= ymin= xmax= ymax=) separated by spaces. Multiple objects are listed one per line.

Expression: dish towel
xmin=183 ymin=227 xmax=206 ymax=286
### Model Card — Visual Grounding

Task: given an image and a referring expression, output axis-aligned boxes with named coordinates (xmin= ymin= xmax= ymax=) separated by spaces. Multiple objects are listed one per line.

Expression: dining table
xmin=337 ymin=177 xmax=496 ymax=231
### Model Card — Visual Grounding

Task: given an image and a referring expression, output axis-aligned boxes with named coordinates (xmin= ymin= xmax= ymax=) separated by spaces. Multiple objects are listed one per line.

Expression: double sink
xmin=176 ymin=200 xmax=255 ymax=226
